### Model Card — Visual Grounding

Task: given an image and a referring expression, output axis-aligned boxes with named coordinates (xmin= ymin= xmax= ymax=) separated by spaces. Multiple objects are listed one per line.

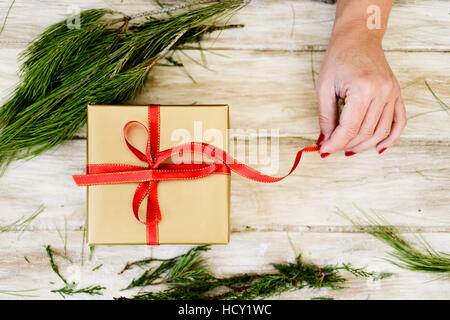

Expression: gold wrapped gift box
xmin=85 ymin=105 xmax=230 ymax=245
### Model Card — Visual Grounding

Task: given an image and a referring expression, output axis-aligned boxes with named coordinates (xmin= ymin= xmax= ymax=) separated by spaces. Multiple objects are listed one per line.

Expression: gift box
xmin=78 ymin=105 xmax=230 ymax=245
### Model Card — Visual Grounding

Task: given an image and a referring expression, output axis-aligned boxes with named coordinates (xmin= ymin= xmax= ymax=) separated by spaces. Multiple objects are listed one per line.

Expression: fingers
xmin=345 ymin=97 xmax=385 ymax=150
xmin=316 ymin=82 xmax=338 ymax=141
xmin=344 ymin=101 xmax=394 ymax=155
xmin=319 ymin=93 xmax=370 ymax=155
xmin=376 ymin=97 xmax=407 ymax=153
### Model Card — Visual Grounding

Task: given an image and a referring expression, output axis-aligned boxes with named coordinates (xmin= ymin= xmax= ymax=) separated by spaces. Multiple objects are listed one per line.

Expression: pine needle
xmin=338 ymin=206 xmax=450 ymax=278
xmin=310 ymin=50 xmax=318 ymax=89
xmin=0 ymin=288 xmax=39 ymax=298
xmin=290 ymin=4 xmax=295 ymax=38
xmin=92 ymin=264 xmax=103 ymax=271
xmin=407 ymin=80 xmax=449 ymax=120
xmin=424 ymin=80 xmax=449 ymax=114
xmin=0 ymin=0 xmax=246 ymax=171
xmin=116 ymin=245 xmax=389 ymax=300
xmin=0 ymin=0 xmax=15 ymax=35
xmin=45 ymin=245 xmax=68 ymax=285
xmin=0 ymin=205 xmax=44 ymax=233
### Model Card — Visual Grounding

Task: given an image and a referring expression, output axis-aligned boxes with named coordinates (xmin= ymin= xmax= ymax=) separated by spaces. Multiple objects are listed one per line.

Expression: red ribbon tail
xmin=146 ymin=180 xmax=161 ymax=245
xmin=147 ymin=223 xmax=159 ymax=245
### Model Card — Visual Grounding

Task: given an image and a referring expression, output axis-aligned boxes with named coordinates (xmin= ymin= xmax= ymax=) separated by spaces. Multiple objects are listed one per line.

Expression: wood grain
xmin=1 ymin=0 xmax=449 ymax=50
xmin=0 ymin=230 xmax=448 ymax=300
xmin=0 ymin=50 xmax=449 ymax=139
xmin=0 ymin=0 xmax=448 ymax=300
xmin=0 ymin=138 xmax=448 ymax=229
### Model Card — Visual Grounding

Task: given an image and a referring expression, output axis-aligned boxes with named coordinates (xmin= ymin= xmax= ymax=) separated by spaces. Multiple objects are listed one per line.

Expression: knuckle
xmin=392 ymin=82 xmax=401 ymax=95
xmin=378 ymin=126 xmax=391 ymax=139
xmin=356 ymin=79 xmax=373 ymax=95
xmin=360 ymin=127 xmax=375 ymax=138
xmin=375 ymin=76 xmax=395 ymax=96
xmin=318 ymin=113 xmax=332 ymax=126
xmin=379 ymin=81 xmax=393 ymax=96
xmin=316 ymin=81 xmax=330 ymax=96
xmin=341 ymin=124 xmax=359 ymax=138
xmin=391 ymin=135 xmax=400 ymax=145
xmin=397 ymin=114 xmax=407 ymax=128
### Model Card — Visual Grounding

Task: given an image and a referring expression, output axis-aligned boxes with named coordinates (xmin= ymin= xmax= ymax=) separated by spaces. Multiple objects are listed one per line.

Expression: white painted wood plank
xmin=1 ymin=50 xmax=449 ymax=140
xmin=0 ymin=138 xmax=448 ymax=229
xmin=0 ymin=230 xmax=448 ymax=300
xmin=0 ymin=0 xmax=449 ymax=50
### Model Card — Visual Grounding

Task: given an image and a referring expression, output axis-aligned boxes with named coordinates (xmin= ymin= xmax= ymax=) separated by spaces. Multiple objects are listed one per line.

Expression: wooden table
xmin=0 ymin=0 xmax=448 ymax=299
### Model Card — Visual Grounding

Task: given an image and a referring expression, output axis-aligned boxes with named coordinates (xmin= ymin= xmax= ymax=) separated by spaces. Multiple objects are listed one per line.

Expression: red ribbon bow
xmin=73 ymin=105 xmax=318 ymax=245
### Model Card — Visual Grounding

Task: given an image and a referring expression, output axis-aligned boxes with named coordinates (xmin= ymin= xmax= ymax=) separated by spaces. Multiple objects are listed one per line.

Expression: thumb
xmin=316 ymin=83 xmax=338 ymax=141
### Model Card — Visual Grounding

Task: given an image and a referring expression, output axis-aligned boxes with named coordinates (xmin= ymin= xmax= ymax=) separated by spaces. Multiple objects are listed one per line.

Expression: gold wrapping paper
xmin=86 ymin=105 xmax=230 ymax=245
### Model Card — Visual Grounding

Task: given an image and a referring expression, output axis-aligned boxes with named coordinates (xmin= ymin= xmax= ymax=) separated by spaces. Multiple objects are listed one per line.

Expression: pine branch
xmin=115 ymin=245 xmax=389 ymax=300
xmin=45 ymin=245 xmax=106 ymax=298
xmin=121 ymin=245 xmax=211 ymax=290
xmin=45 ymin=245 xmax=68 ymax=285
xmin=0 ymin=0 xmax=246 ymax=171
xmin=339 ymin=206 xmax=450 ymax=278
xmin=51 ymin=283 xmax=105 ymax=298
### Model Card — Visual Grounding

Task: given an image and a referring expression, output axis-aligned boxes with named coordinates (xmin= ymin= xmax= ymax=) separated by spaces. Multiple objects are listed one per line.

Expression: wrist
xmin=329 ymin=23 xmax=383 ymax=50
xmin=329 ymin=0 xmax=392 ymax=49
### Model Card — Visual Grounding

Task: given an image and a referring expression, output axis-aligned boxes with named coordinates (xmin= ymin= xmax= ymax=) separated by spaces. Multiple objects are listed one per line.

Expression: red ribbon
xmin=73 ymin=105 xmax=318 ymax=245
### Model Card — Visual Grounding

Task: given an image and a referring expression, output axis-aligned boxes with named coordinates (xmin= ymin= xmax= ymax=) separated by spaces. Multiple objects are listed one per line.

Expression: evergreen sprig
xmin=45 ymin=245 xmax=106 ymax=298
xmin=339 ymin=206 xmax=450 ymax=278
xmin=116 ymin=245 xmax=389 ymax=300
xmin=0 ymin=0 xmax=246 ymax=171
xmin=51 ymin=283 xmax=106 ymax=297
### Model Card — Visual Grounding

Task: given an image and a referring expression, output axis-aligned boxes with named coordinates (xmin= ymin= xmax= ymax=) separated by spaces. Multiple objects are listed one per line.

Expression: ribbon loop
xmin=123 ymin=121 xmax=152 ymax=165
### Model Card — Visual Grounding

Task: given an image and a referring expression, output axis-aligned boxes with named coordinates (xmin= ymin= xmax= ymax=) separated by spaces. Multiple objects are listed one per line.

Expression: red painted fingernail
xmin=320 ymin=152 xmax=330 ymax=158
xmin=345 ymin=151 xmax=356 ymax=157
xmin=316 ymin=133 xmax=324 ymax=145
xmin=378 ymin=147 xmax=387 ymax=154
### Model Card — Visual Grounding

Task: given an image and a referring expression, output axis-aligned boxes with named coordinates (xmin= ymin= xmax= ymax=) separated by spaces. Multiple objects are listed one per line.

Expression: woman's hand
xmin=316 ymin=0 xmax=406 ymax=157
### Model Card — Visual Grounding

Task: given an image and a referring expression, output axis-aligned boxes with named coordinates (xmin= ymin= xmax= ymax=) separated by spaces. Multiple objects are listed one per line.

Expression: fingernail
xmin=345 ymin=151 xmax=356 ymax=157
xmin=320 ymin=152 xmax=330 ymax=158
xmin=316 ymin=133 xmax=324 ymax=145
xmin=378 ymin=147 xmax=387 ymax=154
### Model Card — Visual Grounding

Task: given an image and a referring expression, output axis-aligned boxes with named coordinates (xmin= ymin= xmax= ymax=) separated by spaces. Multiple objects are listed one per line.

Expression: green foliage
xmin=51 ymin=283 xmax=106 ymax=297
xmin=408 ymin=80 xmax=449 ymax=120
xmin=0 ymin=288 xmax=39 ymax=298
xmin=0 ymin=205 xmax=43 ymax=233
xmin=340 ymin=263 xmax=392 ymax=280
xmin=116 ymin=245 xmax=388 ymax=300
xmin=0 ymin=0 xmax=15 ymax=35
xmin=121 ymin=245 xmax=211 ymax=290
xmin=92 ymin=264 xmax=103 ymax=271
xmin=424 ymin=80 xmax=449 ymax=114
xmin=45 ymin=245 xmax=106 ymax=298
xmin=0 ymin=1 xmax=245 ymax=171
xmin=339 ymin=206 xmax=450 ymax=278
